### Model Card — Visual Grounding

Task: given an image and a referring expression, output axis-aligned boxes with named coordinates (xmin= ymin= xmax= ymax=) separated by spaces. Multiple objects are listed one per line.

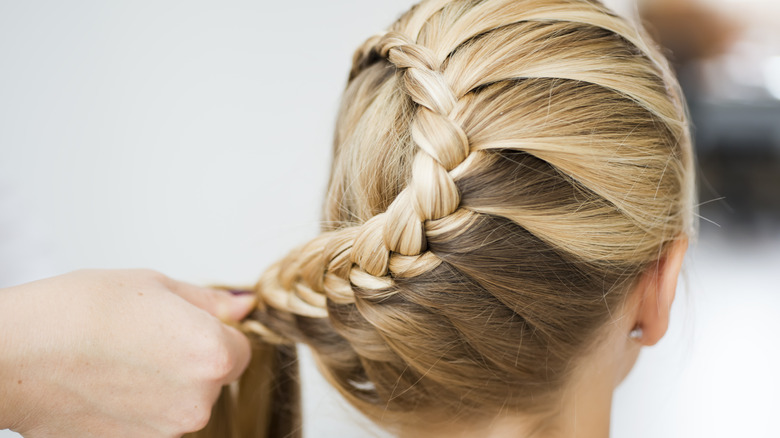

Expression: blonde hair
xmin=189 ymin=0 xmax=694 ymax=436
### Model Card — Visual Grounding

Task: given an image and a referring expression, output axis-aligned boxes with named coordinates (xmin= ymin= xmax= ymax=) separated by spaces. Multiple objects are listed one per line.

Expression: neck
xmin=397 ymin=336 xmax=628 ymax=438
xmin=398 ymin=385 xmax=613 ymax=438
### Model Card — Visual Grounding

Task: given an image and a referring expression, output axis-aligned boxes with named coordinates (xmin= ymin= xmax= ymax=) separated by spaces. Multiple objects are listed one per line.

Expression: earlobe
xmin=630 ymin=237 xmax=689 ymax=346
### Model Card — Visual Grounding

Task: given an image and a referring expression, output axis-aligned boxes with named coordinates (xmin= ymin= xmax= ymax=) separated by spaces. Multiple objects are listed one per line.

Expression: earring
xmin=629 ymin=325 xmax=643 ymax=341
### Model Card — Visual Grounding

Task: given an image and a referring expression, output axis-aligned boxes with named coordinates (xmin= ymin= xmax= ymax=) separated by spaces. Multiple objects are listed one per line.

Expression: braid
xmin=228 ymin=0 xmax=694 ymax=433
xmin=249 ymin=29 xmax=474 ymax=330
xmin=352 ymin=31 xmax=468 ymax=280
xmin=242 ymin=228 xmax=359 ymax=342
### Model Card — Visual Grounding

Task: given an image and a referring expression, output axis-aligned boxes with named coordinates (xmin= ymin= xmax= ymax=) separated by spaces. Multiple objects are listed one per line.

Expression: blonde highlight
xmin=189 ymin=0 xmax=695 ymax=436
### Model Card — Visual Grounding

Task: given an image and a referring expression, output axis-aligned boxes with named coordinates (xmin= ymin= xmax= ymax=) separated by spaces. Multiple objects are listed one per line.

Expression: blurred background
xmin=1 ymin=0 xmax=778 ymax=436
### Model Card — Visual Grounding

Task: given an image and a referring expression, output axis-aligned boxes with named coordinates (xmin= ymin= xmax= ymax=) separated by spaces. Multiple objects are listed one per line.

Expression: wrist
xmin=0 ymin=282 xmax=45 ymax=432
xmin=0 ymin=285 xmax=23 ymax=429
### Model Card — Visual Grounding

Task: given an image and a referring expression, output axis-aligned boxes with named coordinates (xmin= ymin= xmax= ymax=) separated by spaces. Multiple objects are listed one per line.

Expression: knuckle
xmin=204 ymin=341 xmax=235 ymax=381
xmin=192 ymin=331 xmax=235 ymax=382
xmin=176 ymin=401 xmax=213 ymax=433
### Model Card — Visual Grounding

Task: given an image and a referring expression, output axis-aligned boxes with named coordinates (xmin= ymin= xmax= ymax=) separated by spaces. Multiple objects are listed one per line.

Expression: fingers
xmin=163 ymin=278 xmax=257 ymax=322
xmin=161 ymin=277 xmax=254 ymax=383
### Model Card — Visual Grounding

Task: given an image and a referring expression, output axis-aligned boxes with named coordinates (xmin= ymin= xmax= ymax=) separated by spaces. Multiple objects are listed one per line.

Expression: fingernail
xmin=228 ymin=294 xmax=258 ymax=319
xmin=227 ymin=289 xmax=254 ymax=296
xmin=215 ymin=292 xmax=257 ymax=323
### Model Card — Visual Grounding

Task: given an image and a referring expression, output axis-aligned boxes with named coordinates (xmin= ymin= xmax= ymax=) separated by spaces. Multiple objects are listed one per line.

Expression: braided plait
xmin=235 ymin=0 xmax=694 ymax=429
xmin=351 ymin=31 xmax=468 ymax=279
xmin=247 ymin=27 xmax=471 ymax=340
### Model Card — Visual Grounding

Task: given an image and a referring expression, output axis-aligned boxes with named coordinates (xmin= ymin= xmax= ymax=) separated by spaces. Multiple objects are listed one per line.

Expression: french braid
xmin=200 ymin=0 xmax=695 ymax=435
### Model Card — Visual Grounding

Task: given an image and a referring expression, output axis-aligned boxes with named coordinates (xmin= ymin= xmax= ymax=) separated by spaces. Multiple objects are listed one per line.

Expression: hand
xmin=0 ymin=269 xmax=256 ymax=438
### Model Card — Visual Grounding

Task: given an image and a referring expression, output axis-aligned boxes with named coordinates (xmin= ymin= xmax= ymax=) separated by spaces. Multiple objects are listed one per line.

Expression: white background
xmin=1 ymin=1 xmax=779 ymax=437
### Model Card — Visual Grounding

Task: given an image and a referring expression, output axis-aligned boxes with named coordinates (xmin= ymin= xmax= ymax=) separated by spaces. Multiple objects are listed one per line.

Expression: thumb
xmin=164 ymin=279 xmax=257 ymax=322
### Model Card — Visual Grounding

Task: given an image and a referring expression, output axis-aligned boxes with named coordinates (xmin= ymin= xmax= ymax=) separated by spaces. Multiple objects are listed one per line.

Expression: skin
xmin=0 ymin=269 xmax=256 ymax=438
xmin=401 ymin=237 xmax=689 ymax=438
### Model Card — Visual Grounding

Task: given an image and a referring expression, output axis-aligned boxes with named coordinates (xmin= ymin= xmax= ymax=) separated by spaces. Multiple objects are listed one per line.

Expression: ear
xmin=631 ymin=236 xmax=689 ymax=346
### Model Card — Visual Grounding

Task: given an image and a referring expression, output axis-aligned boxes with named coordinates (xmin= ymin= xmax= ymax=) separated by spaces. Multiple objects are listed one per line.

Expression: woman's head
xmin=248 ymin=0 xmax=694 ymax=433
